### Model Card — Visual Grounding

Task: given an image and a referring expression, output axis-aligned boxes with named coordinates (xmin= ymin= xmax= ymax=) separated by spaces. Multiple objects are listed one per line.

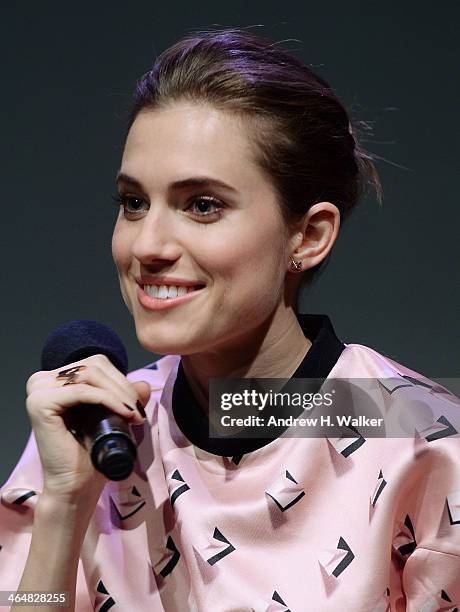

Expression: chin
xmin=134 ymin=321 xmax=202 ymax=356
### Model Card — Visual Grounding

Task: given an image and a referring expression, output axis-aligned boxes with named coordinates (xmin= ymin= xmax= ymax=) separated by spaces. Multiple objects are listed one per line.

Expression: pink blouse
xmin=1 ymin=317 xmax=460 ymax=610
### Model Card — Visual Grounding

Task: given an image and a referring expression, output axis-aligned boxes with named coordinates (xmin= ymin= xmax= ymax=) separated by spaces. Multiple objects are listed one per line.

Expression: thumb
xmin=132 ymin=380 xmax=152 ymax=408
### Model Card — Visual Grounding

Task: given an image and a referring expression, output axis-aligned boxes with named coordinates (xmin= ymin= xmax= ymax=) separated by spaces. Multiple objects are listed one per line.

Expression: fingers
xmin=23 ymin=354 xmax=151 ymax=501
xmin=131 ymin=380 xmax=152 ymax=414
xmin=58 ymin=364 xmax=137 ymax=408
xmin=83 ymin=355 xmax=144 ymax=406
xmin=26 ymin=381 xmax=145 ymax=426
xmin=29 ymin=354 xmax=148 ymax=418
xmin=26 ymin=357 xmax=148 ymax=425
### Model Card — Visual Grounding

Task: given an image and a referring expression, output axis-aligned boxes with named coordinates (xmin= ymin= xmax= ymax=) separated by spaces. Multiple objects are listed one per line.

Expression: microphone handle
xmin=63 ymin=405 xmax=137 ymax=481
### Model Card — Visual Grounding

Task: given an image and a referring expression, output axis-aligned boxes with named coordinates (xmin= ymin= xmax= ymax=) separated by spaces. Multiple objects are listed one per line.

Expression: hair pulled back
xmin=125 ymin=27 xmax=382 ymax=298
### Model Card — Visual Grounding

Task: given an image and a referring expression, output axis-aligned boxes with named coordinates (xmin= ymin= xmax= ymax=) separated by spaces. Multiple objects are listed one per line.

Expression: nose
xmin=130 ymin=206 xmax=181 ymax=265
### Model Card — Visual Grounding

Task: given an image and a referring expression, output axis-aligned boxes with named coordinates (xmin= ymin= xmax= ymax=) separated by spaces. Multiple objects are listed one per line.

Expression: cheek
xmin=197 ymin=230 xmax=255 ymax=283
xmin=111 ymin=228 xmax=133 ymax=310
xmin=204 ymin=222 xmax=286 ymax=289
xmin=111 ymin=225 xmax=129 ymax=270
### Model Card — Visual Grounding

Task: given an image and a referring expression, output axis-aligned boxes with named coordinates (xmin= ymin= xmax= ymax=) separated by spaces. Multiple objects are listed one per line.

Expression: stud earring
xmin=290 ymin=260 xmax=302 ymax=272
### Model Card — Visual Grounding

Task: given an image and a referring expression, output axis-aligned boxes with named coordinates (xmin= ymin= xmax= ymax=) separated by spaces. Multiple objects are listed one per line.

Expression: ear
xmin=288 ymin=202 xmax=340 ymax=271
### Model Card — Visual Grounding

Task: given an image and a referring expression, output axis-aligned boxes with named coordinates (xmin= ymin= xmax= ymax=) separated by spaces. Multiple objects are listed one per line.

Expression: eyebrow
xmin=115 ymin=172 xmax=239 ymax=194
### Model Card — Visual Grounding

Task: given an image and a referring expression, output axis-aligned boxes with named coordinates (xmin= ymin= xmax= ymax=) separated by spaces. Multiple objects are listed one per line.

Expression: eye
xmin=111 ymin=193 xmax=146 ymax=214
xmin=185 ymin=195 xmax=224 ymax=219
xmin=110 ymin=192 xmax=225 ymax=220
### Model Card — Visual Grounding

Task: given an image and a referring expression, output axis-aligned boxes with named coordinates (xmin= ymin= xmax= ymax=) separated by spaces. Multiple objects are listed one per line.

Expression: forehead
xmin=120 ymin=103 xmax=266 ymax=193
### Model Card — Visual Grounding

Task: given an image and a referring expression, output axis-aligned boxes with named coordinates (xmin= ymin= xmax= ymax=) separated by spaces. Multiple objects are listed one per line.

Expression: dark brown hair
xmin=124 ymin=27 xmax=382 ymax=307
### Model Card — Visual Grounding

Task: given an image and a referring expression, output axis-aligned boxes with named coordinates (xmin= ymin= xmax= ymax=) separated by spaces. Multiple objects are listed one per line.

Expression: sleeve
xmin=0 ymin=359 xmax=168 ymax=610
xmin=397 ymin=436 xmax=460 ymax=610
xmin=0 ymin=431 xmax=93 ymax=611
xmin=402 ymin=547 xmax=460 ymax=610
xmin=381 ymin=371 xmax=460 ymax=611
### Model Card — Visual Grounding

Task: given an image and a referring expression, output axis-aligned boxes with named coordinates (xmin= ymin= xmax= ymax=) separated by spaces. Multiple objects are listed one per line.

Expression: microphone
xmin=41 ymin=320 xmax=138 ymax=481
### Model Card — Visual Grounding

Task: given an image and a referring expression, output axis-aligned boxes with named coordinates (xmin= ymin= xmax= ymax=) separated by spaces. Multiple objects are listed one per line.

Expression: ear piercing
xmin=290 ymin=260 xmax=302 ymax=272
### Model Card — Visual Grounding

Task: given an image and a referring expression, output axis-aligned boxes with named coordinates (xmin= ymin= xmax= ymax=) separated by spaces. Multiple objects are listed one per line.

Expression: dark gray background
xmin=1 ymin=2 xmax=458 ymax=486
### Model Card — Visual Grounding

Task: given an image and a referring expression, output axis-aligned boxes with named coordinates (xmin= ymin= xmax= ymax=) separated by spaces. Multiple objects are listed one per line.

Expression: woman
xmin=1 ymin=28 xmax=459 ymax=611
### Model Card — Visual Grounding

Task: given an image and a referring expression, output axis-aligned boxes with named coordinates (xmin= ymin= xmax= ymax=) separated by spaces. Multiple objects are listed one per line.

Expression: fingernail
xmin=136 ymin=400 xmax=146 ymax=418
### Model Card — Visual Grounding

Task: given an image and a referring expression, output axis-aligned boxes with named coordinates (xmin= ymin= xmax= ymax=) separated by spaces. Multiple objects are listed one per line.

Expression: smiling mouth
xmin=142 ymin=284 xmax=206 ymax=299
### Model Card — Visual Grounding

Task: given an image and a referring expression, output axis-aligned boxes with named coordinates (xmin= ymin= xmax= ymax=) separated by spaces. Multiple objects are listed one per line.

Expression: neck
xmin=180 ymin=307 xmax=312 ymax=414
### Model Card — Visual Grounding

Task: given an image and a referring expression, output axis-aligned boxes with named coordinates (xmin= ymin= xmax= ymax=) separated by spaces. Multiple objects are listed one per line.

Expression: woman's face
xmin=112 ymin=102 xmax=298 ymax=356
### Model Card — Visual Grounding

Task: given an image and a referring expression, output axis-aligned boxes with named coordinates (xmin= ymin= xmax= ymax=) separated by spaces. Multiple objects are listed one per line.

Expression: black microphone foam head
xmin=41 ymin=320 xmax=129 ymax=374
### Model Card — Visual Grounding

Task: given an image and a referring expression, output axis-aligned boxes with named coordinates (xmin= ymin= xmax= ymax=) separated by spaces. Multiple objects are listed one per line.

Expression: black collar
xmin=172 ymin=313 xmax=345 ymax=456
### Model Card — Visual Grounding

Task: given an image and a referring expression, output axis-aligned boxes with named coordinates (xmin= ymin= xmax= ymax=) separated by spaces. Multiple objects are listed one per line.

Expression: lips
xmin=136 ymin=275 xmax=206 ymax=289
xmin=136 ymin=283 xmax=205 ymax=311
xmin=143 ymin=284 xmax=201 ymax=298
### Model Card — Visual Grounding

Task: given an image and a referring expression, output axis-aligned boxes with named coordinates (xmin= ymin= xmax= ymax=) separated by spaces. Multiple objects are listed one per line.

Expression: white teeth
xmin=158 ymin=285 xmax=169 ymax=298
xmin=143 ymin=284 xmax=201 ymax=299
xmin=144 ymin=285 xmax=159 ymax=298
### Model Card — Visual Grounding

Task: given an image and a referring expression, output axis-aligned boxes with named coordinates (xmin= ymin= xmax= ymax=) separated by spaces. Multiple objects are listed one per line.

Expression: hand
xmin=25 ymin=354 xmax=151 ymax=504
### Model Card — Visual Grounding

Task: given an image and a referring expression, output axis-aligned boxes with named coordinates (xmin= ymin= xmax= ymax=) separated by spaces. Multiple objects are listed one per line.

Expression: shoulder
xmin=342 ymin=341 xmax=457 ymax=388
xmin=338 ymin=342 xmax=460 ymax=439
xmin=341 ymin=341 xmax=429 ymax=377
